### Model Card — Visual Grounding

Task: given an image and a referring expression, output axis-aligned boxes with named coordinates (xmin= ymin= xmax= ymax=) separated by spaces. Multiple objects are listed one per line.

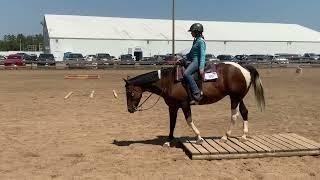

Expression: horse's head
xmin=124 ymin=79 xmax=143 ymax=113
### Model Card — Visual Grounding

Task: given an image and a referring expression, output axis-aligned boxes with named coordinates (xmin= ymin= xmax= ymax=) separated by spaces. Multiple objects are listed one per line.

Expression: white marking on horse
xmin=226 ymin=106 xmax=239 ymax=137
xmin=224 ymin=62 xmax=251 ymax=88
xmin=243 ymin=121 xmax=248 ymax=134
xmin=158 ymin=70 xmax=161 ymax=79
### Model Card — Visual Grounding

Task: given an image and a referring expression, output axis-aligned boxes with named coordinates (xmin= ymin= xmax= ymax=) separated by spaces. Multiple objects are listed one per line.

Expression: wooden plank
xmin=257 ymin=135 xmax=291 ymax=151
xmin=264 ymin=135 xmax=298 ymax=151
xmin=225 ymin=140 xmax=247 ymax=153
xmin=180 ymin=138 xmax=201 ymax=155
xmin=187 ymin=138 xmax=210 ymax=155
xmin=64 ymin=74 xmax=100 ymax=79
xmin=272 ymin=134 xmax=308 ymax=150
xmin=64 ymin=91 xmax=73 ymax=99
xmin=205 ymin=139 xmax=228 ymax=154
xmin=213 ymin=139 xmax=237 ymax=154
xmin=253 ymin=136 xmax=282 ymax=151
xmin=201 ymin=139 xmax=219 ymax=154
xmin=242 ymin=139 xmax=267 ymax=153
xmin=191 ymin=150 xmax=320 ymax=160
xmin=247 ymin=138 xmax=272 ymax=152
xmin=228 ymin=138 xmax=257 ymax=153
xmin=279 ymin=134 xmax=318 ymax=150
xmin=289 ymin=133 xmax=320 ymax=148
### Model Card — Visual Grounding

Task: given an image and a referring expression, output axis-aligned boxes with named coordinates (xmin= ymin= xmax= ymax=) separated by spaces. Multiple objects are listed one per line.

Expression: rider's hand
xmin=175 ymin=59 xmax=182 ymax=65
xmin=200 ymin=69 xmax=204 ymax=77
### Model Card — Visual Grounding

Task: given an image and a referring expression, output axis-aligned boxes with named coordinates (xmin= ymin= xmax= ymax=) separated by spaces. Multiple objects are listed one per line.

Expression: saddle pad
xmin=204 ymin=72 xmax=218 ymax=81
xmin=203 ymin=63 xmax=218 ymax=81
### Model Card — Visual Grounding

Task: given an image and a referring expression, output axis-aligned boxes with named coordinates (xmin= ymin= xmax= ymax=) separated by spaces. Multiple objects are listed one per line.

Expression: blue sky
xmin=0 ymin=0 xmax=319 ymax=36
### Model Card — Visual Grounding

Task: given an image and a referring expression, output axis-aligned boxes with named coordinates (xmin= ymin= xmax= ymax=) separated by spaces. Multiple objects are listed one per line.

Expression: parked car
xmin=96 ymin=53 xmax=111 ymax=60
xmin=247 ymin=54 xmax=271 ymax=64
xmin=64 ymin=53 xmax=87 ymax=68
xmin=271 ymin=55 xmax=289 ymax=64
xmin=163 ymin=55 xmax=178 ymax=65
xmin=162 ymin=54 xmax=186 ymax=65
xmin=63 ymin=52 xmax=72 ymax=61
xmin=274 ymin=53 xmax=303 ymax=63
xmin=4 ymin=54 xmax=26 ymax=66
xmin=205 ymin=54 xmax=219 ymax=63
xmin=234 ymin=55 xmax=248 ymax=61
xmin=303 ymin=53 xmax=319 ymax=60
xmin=217 ymin=55 xmax=234 ymax=61
xmin=37 ymin=53 xmax=56 ymax=66
xmin=29 ymin=54 xmax=38 ymax=62
xmin=0 ymin=55 xmax=5 ymax=65
xmin=85 ymin=55 xmax=96 ymax=61
xmin=140 ymin=55 xmax=165 ymax=65
xmin=138 ymin=57 xmax=157 ymax=65
xmin=119 ymin=54 xmax=135 ymax=65
xmin=14 ymin=53 xmax=34 ymax=64
xmin=94 ymin=53 xmax=114 ymax=66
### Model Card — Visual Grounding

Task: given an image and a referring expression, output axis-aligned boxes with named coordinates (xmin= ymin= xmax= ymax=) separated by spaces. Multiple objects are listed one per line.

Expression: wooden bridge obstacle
xmin=180 ymin=133 xmax=320 ymax=160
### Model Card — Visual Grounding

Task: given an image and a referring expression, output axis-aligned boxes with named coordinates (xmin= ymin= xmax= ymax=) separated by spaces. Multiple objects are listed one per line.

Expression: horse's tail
xmin=245 ymin=65 xmax=265 ymax=112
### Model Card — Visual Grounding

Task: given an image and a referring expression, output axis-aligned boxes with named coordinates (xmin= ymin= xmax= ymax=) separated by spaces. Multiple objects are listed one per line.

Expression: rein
xmin=134 ymin=88 xmax=164 ymax=112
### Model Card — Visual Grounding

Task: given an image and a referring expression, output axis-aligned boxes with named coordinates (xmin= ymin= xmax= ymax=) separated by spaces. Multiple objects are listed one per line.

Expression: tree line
xmin=0 ymin=34 xmax=43 ymax=51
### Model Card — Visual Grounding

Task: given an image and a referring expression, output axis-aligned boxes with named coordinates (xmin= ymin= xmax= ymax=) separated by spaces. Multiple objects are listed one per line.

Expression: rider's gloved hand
xmin=200 ymin=69 xmax=204 ymax=78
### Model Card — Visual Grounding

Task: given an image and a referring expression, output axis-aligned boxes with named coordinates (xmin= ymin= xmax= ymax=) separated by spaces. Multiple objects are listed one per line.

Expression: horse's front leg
xmin=182 ymin=103 xmax=204 ymax=145
xmin=163 ymin=106 xmax=179 ymax=147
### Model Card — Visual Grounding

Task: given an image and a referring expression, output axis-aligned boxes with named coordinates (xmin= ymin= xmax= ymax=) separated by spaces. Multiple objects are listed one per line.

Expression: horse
xmin=123 ymin=62 xmax=265 ymax=147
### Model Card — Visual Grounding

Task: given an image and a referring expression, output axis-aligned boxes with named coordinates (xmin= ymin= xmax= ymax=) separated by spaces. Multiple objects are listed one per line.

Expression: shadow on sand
xmin=112 ymin=136 xmax=182 ymax=148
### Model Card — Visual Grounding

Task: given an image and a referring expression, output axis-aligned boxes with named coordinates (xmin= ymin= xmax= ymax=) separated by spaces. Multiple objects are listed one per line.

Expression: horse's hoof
xmin=189 ymin=100 xmax=196 ymax=105
xmin=239 ymin=137 xmax=247 ymax=142
xmin=220 ymin=136 xmax=228 ymax=143
xmin=196 ymin=138 xmax=204 ymax=145
xmin=163 ymin=142 xmax=170 ymax=148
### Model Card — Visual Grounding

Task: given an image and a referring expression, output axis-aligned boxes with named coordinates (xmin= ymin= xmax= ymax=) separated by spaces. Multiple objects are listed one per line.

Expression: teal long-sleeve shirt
xmin=187 ymin=37 xmax=206 ymax=71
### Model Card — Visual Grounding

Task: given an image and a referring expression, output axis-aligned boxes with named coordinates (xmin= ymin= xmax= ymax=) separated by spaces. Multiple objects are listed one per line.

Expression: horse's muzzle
xmin=128 ymin=108 xmax=135 ymax=113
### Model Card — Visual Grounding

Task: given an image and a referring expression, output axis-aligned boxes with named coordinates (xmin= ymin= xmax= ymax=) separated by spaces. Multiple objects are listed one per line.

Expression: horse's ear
xmin=123 ymin=78 xmax=129 ymax=84
xmin=127 ymin=75 xmax=131 ymax=80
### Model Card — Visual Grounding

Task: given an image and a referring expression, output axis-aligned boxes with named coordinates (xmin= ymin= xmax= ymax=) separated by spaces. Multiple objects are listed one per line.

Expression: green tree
xmin=0 ymin=34 xmax=43 ymax=51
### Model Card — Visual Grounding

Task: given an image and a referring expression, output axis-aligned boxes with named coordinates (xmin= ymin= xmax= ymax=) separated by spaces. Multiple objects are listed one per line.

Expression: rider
xmin=181 ymin=23 xmax=206 ymax=102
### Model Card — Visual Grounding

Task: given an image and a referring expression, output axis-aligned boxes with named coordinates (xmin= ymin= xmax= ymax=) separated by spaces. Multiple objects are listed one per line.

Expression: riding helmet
xmin=188 ymin=23 xmax=204 ymax=33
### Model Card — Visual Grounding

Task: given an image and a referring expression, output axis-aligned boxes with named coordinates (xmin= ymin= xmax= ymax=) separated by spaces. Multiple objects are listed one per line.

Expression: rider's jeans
xmin=183 ymin=60 xmax=200 ymax=95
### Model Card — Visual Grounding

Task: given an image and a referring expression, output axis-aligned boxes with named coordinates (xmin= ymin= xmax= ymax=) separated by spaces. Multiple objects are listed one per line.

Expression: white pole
xmin=172 ymin=0 xmax=175 ymax=58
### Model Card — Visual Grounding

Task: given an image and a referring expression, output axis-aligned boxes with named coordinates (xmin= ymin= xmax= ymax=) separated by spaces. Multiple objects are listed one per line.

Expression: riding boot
xmin=190 ymin=91 xmax=203 ymax=105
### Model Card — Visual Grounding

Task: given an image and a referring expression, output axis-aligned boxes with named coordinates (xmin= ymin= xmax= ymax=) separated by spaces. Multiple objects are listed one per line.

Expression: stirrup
xmin=190 ymin=91 xmax=203 ymax=104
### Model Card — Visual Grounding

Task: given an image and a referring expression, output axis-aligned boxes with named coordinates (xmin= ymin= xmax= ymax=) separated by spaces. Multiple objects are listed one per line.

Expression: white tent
xmin=43 ymin=14 xmax=320 ymax=60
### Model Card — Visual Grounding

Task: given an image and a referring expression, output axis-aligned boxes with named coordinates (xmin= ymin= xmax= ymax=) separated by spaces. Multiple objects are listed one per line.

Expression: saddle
xmin=175 ymin=62 xmax=218 ymax=82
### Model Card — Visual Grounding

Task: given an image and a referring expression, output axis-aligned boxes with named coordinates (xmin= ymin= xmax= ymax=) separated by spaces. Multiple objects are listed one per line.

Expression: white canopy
xmin=45 ymin=14 xmax=320 ymax=42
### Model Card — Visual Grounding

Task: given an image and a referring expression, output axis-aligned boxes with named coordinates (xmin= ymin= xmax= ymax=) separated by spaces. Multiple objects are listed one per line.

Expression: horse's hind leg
xmin=221 ymin=97 xmax=240 ymax=142
xmin=182 ymin=103 xmax=204 ymax=145
xmin=239 ymin=100 xmax=249 ymax=142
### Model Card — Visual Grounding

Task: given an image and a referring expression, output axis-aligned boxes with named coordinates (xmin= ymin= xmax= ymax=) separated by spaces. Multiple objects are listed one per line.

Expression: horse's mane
xmin=128 ymin=67 xmax=175 ymax=87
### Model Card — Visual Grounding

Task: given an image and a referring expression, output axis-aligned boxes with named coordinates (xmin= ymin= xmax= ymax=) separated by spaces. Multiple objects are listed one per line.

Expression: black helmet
xmin=188 ymin=23 xmax=203 ymax=33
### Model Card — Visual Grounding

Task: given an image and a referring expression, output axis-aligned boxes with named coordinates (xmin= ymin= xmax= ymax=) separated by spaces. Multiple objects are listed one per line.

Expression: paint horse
xmin=124 ymin=62 xmax=265 ymax=146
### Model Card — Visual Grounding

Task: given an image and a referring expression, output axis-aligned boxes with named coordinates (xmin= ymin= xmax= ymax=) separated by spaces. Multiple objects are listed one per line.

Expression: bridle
xmin=130 ymin=88 xmax=165 ymax=112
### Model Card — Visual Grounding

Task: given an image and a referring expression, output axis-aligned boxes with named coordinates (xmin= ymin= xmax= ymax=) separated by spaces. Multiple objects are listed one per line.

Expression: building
xmin=43 ymin=14 xmax=320 ymax=61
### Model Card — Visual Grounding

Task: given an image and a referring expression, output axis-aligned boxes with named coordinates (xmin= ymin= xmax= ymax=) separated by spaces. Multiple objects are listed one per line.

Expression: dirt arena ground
xmin=0 ymin=67 xmax=319 ymax=180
